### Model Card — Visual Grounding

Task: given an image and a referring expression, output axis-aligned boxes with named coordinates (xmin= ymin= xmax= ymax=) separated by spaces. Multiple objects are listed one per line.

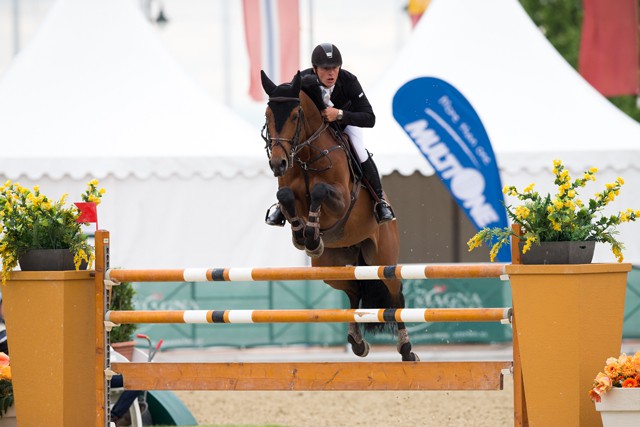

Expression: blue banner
xmin=392 ymin=77 xmax=509 ymax=261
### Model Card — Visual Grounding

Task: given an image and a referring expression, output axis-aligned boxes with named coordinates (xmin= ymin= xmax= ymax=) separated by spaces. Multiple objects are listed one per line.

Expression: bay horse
xmin=260 ymin=70 xmax=419 ymax=361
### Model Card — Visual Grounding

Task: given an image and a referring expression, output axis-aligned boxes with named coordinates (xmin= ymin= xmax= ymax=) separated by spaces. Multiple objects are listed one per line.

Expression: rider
xmin=265 ymin=42 xmax=395 ymax=226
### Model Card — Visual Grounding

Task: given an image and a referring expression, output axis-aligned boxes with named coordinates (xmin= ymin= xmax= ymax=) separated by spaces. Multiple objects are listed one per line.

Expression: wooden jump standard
xmin=94 ymin=230 xmax=524 ymax=427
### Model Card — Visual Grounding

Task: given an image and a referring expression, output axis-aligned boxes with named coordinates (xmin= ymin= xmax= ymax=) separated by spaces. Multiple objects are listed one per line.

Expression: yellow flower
xmin=515 ymin=206 xmax=530 ymax=220
xmin=467 ymin=235 xmax=482 ymax=251
xmin=522 ymin=236 xmax=536 ymax=253
xmin=589 ymin=167 xmax=598 ymax=174
xmin=567 ymin=190 xmax=576 ymax=199
xmin=617 ymin=177 xmax=624 ymax=185
xmin=553 ymin=199 xmax=563 ymax=210
xmin=553 ymin=159 xmax=561 ymax=168
xmin=523 ymin=183 xmax=535 ymax=193
xmin=90 ymin=179 xmax=99 ymax=186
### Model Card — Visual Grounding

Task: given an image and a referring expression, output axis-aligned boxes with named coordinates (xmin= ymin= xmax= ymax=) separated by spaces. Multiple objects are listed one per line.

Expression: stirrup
xmin=374 ymin=200 xmax=396 ymax=224
xmin=265 ymin=204 xmax=286 ymax=227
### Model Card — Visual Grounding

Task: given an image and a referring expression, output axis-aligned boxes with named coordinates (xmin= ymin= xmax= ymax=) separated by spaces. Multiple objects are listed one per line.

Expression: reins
xmin=262 ymin=95 xmax=341 ymax=173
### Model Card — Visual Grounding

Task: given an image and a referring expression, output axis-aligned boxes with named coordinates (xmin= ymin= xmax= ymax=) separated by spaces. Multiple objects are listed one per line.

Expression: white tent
xmin=365 ymin=0 xmax=640 ymax=263
xmin=0 ymin=0 xmax=307 ymax=269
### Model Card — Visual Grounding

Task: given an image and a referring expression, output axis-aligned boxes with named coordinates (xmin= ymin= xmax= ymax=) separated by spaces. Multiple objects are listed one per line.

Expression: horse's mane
xmin=265 ymin=72 xmax=325 ymax=132
xmin=300 ymin=74 xmax=326 ymax=113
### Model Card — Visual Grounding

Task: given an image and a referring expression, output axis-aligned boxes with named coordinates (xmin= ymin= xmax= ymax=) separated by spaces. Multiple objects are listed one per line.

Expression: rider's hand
xmin=322 ymin=107 xmax=340 ymax=122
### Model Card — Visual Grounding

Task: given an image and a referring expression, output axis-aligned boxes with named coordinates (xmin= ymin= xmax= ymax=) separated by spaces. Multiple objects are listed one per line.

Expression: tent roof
xmin=0 ymin=0 xmax=268 ymax=180
xmin=366 ymin=0 xmax=640 ymax=176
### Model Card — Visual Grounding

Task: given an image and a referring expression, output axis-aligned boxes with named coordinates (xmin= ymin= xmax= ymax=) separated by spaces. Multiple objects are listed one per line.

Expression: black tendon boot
xmin=361 ymin=156 xmax=395 ymax=223
xmin=265 ymin=203 xmax=286 ymax=226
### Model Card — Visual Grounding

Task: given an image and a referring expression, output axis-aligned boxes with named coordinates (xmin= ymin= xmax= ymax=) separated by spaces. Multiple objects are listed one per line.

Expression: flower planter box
xmin=596 ymin=388 xmax=640 ymax=427
xmin=0 ymin=406 xmax=17 ymax=427
xmin=3 ymin=271 xmax=96 ymax=427
xmin=507 ymin=263 xmax=631 ymax=427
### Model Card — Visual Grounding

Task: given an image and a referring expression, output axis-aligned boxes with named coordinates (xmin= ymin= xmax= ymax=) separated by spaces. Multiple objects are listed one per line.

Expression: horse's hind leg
xmin=391 ymin=290 xmax=419 ymax=362
xmin=276 ymin=187 xmax=304 ymax=250
xmin=397 ymin=322 xmax=419 ymax=361
xmin=343 ymin=285 xmax=370 ymax=357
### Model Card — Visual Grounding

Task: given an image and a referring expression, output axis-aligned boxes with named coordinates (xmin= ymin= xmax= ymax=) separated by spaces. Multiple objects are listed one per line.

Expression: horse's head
xmin=261 ymin=70 xmax=303 ymax=177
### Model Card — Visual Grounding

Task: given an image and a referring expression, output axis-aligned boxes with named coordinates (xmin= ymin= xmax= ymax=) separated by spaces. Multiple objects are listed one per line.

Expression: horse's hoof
xmin=402 ymin=352 xmax=420 ymax=362
xmin=348 ymin=335 xmax=370 ymax=358
xmin=399 ymin=342 xmax=419 ymax=361
xmin=305 ymin=239 xmax=324 ymax=258
xmin=292 ymin=237 xmax=305 ymax=250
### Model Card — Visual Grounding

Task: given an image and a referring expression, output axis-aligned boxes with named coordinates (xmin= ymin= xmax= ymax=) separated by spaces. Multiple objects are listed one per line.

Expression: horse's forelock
xmin=267 ymin=82 xmax=300 ymax=133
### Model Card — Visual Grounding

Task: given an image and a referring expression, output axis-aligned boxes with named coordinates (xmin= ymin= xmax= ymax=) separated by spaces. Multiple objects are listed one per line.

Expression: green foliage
xmin=519 ymin=0 xmax=639 ymax=123
xmin=109 ymin=281 xmax=137 ymax=343
xmin=0 ymin=379 xmax=13 ymax=417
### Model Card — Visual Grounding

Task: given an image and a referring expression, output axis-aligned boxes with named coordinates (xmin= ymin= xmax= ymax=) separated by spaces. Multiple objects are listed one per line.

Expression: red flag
xmin=408 ymin=0 xmax=431 ymax=29
xmin=579 ymin=0 xmax=639 ymax=96
xmin=242 ymin=0 xmax=300 ymax=101
xmin=74 ymin=202 xmax=98 ymax=224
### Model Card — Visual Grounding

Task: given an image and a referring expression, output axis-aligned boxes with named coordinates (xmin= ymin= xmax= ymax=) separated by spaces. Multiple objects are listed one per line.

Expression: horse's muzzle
xmin=270 ymin=157 xmax=288 ymax=177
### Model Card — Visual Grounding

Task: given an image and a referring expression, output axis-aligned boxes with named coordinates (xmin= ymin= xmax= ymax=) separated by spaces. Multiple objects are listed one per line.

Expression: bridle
xmin=261 ymin=95 xmax=339 ymax=173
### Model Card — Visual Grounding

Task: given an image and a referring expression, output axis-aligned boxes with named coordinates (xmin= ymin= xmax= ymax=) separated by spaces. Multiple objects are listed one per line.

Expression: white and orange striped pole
xmin=106 ymin=307 xmax=512 ymax=325
xmin=106 ymin=263 xmax=508 ymax=283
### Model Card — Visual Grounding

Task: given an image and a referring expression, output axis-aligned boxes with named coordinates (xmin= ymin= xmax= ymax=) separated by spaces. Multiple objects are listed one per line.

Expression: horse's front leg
xmin=276 ymin=187 xmax=304 ymax=250
xmin=304 ymin=183 xmax=344 ymax=257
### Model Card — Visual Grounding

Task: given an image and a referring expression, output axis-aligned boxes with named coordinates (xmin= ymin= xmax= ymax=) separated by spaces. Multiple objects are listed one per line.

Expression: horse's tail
xmin=358 ymin=279 xmax=399 ymax=335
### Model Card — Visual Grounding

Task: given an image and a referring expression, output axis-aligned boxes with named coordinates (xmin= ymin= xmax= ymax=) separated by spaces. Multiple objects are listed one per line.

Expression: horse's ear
xmin=261 ymin=70 xmax=277 ymax=96
xmin=291 ymin=71 xmax=301 ymax=94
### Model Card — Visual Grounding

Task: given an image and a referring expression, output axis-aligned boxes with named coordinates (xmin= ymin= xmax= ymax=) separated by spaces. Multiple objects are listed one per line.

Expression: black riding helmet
xmin=311 ymin=43 xmax=342 ymax=68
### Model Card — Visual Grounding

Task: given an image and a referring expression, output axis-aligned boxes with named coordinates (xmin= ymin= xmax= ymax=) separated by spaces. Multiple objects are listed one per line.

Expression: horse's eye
xmin=291 ymin=113 xmax=299 ymax=121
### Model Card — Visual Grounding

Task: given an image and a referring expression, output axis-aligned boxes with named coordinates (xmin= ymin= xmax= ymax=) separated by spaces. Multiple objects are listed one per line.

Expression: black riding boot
xmin=265 ymin=203 xmax=286 ymax=227
xmin=361 ymin=156 xmax=395 ymax=224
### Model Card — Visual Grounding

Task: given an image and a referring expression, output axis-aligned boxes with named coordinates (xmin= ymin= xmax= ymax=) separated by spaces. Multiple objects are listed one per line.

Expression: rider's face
xmin=315 ymin=66 xmax=340 ymax=88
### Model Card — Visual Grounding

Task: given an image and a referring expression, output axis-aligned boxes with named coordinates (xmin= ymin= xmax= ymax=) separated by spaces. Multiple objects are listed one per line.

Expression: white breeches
xmin=345 ymin=126 xmax=368 ymax=163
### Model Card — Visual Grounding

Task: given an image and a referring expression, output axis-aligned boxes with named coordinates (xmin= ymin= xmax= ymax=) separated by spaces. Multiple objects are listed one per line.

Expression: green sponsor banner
xmin=623 ymin=266 xmax=640 ymax=339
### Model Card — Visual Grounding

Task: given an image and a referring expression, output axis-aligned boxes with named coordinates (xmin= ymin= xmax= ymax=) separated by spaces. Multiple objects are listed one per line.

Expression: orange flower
xmin=588 ymin=389 xmax=602 ymax=403
xmin=0 ymin=352 xmax=9 ymax=367
xmin=604 ymin=363 xmax=619 ymax=378
xmin=0 ymin=365 xmax=10 ymax=381
xmin=622 ymin=377 xmax=639 ymax=388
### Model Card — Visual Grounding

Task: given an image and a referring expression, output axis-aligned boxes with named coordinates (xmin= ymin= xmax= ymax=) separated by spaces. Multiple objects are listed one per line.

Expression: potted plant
xmin=589 ymin=352 xmax=640 ymax=426
xmin=467 ymin=159 xmax=640 ymax=264
xmin=0 ymin=180 xmax=106 ymax=425
xmin=109 ymin=281 xmax=138 ymax=361
xmin=0 ymin=179 xmax=106 ymax=283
